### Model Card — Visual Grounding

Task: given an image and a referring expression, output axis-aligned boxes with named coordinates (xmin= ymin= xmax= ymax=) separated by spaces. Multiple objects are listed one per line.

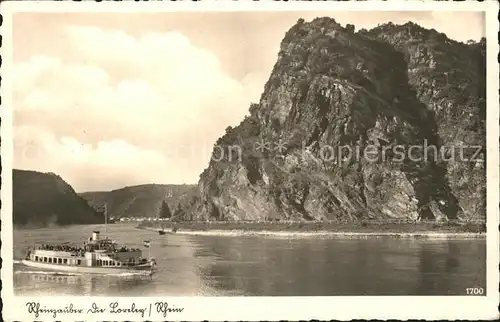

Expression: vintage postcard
xmin=1 ymin=0 xmax=499 ymax=320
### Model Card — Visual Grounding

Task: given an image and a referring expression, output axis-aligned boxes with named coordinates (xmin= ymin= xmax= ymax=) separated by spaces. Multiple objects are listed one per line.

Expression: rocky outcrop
xmin=188 ymin=18 xmax=485 ymax=222
xmin=13 ymin=169 xmax=105 ymax=227
xmin=359 ymin=22 xmax=486 ymax=221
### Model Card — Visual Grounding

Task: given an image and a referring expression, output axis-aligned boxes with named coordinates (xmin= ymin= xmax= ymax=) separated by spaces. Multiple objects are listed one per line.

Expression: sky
xmin=12 ymin=11 xmax=485 ymax=192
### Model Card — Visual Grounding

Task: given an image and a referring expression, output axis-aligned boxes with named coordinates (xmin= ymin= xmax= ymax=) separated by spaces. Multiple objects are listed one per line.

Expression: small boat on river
xmin=157 ymin=225 xmax=178 ymax=235
xmin=21 ymin=231 xmax=156 ymax=275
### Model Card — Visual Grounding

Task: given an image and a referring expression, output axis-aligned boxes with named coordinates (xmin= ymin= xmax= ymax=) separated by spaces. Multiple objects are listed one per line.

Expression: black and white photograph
xmin=1 ymin=1 xmax=498 ymax=321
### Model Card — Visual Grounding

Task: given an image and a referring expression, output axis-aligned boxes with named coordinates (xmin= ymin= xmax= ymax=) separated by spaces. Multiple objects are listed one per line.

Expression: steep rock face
xmin=80 ymin=184 xmax=197 ymax=219
xmin=13 ymin=169 xmax=104 ymax=226
xmin=360 ymin=22 xmax=486 ymax=220
xmin=190 ymin=18 xmax=485 ymax=222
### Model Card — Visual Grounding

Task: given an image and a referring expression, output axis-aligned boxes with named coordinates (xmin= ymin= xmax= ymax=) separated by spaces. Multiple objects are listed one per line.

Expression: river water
xmin=13 ymin=223 xmax=486 ymax=296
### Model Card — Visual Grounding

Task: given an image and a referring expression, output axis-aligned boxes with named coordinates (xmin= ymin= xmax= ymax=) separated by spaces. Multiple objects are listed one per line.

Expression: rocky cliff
xmin=80 ymin=184 xmax=197 ymax=219
xmin=359 ymin=22 xmax=486 ymax=222
xmin=188 ymin=18 xmax=486 ymax=222
xmin=13 ymin=169 xmax=105 ymax=227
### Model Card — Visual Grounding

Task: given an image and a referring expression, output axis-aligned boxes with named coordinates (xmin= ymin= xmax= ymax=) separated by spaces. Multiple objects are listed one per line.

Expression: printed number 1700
xmin=466 ymin=287 xmax=484 ymax=295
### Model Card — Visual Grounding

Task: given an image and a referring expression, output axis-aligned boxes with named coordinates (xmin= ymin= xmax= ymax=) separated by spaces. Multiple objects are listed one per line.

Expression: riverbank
xmin=137 ymin=221 xmax=486 ymax=239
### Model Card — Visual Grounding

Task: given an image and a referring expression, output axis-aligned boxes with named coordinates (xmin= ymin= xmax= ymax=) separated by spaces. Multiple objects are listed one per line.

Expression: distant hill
xmin=79 ymin=184 xmax=197 ymax=219
xmin=13 ymin=169 xmax=105 ymax=227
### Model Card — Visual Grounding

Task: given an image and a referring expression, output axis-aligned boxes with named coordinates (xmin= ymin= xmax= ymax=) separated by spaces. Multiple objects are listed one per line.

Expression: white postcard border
xmin=1 ymin=1 xmax=498 ymax=321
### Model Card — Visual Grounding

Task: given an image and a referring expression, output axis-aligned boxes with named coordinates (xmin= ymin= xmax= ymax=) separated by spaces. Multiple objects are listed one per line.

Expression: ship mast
xmin=104 ymin=203 xmax=107 ymax=232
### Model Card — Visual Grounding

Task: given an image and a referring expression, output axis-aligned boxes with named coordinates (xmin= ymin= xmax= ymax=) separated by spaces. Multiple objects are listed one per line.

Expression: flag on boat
xmin=143 ymin=240 xmax=151 ymax=248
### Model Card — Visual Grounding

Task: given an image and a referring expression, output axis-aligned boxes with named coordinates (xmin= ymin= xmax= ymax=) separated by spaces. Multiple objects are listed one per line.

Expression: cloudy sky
xmin=12 ymin=11 xmax=485 ymax=192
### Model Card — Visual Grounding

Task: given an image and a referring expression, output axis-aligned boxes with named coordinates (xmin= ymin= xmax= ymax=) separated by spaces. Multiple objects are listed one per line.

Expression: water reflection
xmin=191 ymin=236 xmax=486 ymax=296
xmin=14 ymin=225 xmax=486 ymax=296
xmin=14 ymin=270 xmax=154 ymax=296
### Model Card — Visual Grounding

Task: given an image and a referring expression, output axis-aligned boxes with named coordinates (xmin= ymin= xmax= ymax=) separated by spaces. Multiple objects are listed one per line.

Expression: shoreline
xmin=137 ymin=226 xmax=486 ymax=239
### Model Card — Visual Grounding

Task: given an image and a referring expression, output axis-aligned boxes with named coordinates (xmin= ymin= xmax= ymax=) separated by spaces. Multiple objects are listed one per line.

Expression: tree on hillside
xmin=173 ymin=203 xmax=185 ymax=220
xmin=158 ymin=200 xmax=172 ymax=219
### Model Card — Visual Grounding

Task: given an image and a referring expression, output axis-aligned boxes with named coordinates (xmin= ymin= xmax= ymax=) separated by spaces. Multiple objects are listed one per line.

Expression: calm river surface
xmin=13 ymin=224 xmax=486 ymax=296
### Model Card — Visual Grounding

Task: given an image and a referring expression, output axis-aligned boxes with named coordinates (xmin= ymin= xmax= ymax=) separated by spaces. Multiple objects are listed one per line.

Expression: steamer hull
xmin=20 ymin=259 xmax=155 ymax=275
